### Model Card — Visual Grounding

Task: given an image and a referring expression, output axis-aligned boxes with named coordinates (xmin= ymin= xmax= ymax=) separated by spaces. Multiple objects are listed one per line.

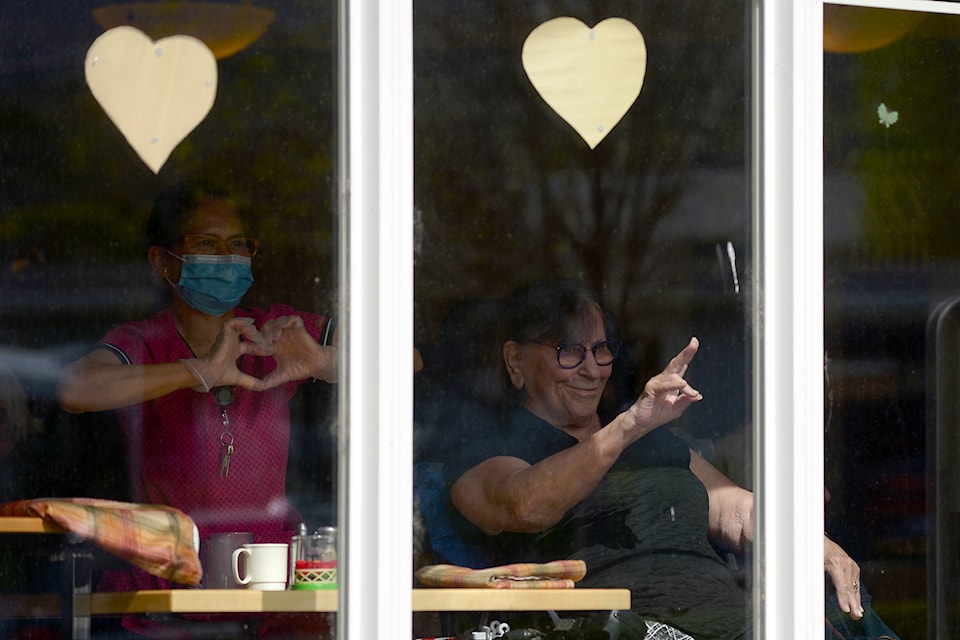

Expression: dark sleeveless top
xmin=445 ymin=405 xmax=750 ymax=640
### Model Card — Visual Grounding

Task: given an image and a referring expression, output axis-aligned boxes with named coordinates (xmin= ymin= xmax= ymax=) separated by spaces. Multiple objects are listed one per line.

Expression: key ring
xmin=220 ymin=431 xmax=235 ymax=447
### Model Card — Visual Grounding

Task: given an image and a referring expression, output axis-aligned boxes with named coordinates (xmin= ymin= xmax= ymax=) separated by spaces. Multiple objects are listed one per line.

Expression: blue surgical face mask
xmin=166 ymin=252 xmax=254 ymax=317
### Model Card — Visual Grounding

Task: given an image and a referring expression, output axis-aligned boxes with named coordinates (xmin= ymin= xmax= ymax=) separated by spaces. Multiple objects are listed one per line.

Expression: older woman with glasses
xmin=444 ymin=278 xmax=868 ymax=640
xmin=55 ymin=181 xmax=337 ymax=634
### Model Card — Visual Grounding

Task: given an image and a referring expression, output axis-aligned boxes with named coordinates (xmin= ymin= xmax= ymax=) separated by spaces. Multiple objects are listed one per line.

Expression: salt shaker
xmin=288 ymin=522 xmax=307 ymax=589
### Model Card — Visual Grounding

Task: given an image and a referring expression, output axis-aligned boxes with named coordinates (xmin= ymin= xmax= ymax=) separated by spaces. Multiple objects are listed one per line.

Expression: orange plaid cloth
xmin=415 ymin=559 xmax=586 ymax=589
xmin=0 ymin=498 xmax=202 ymax=586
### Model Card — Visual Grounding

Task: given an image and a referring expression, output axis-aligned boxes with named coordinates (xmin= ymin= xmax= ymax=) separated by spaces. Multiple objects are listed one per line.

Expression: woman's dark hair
xmin=146 ymin=181 xmax=235 ymax=247
xmin=500 ymin=278 xmax=614 ymax=345
xmin=498 ymin=279 xmax=617 ymax=404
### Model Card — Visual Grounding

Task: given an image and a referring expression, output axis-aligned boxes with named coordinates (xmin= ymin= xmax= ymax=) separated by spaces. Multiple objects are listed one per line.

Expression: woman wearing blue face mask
xmin=56 ymin=181 xmax=338 ymax=637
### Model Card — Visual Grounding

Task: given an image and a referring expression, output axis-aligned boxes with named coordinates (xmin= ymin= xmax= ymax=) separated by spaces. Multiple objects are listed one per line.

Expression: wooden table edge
xmin=91 ymin=589 xmax=339 ymax=614
xmin=3 ymin=587 xmax=630 ymax=617
xmin=90 ymin=587 xmax=629 ymax=613
xmin=0 ymin=517 xmax=66 ymax=534
xmin=412 ymin=588 xmax=630 ymax=611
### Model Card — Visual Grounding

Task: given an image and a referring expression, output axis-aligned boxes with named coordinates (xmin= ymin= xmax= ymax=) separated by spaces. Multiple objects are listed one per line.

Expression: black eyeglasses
xmin=528 ymin=339 xmax=622 ymax=369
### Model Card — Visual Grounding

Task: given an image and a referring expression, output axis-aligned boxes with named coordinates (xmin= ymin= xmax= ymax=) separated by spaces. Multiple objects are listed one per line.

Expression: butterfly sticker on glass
xmin=877 ymin=103 xmax=899 ymax=128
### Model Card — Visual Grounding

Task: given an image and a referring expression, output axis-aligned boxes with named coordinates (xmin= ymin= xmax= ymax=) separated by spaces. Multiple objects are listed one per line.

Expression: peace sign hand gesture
xmin=621 ymin=337 xmax=703 ymax=443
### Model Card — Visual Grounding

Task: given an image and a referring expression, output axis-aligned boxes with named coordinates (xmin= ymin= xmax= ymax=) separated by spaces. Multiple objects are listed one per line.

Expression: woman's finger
xmin=233 ymin=370 xmax=266 ymax=392
xmin=234 ymin=319 xmax=273 ymax=354
xmin=836 ymin=580 xmax=863 ymax=620
xmin=666 ymin=337 xmax=700 ymax=374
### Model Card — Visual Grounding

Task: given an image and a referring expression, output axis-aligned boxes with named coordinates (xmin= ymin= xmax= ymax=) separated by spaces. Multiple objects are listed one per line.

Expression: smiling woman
xmin=434 ymin=279 xmax=869 ymax=639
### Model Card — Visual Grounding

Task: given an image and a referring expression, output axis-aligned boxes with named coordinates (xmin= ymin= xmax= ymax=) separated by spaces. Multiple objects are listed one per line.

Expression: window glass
xmin=0 ymin=1 xmax=339 ymax=634
xmin=412 ymin=2 xmax=755 ymax=637
xmin=823 ymin=5 xmax=960 ymax=640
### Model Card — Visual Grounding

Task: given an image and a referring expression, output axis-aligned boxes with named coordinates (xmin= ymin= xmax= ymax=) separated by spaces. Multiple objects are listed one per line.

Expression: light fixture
xmin=92 ymin=2 xmax=275 ymax=60
xmin=824 ymin=4 xmax=926 ymax=54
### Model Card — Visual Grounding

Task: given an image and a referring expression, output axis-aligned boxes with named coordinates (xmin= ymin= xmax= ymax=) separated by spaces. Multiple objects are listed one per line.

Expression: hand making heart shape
xmin=260 ymin=315 xmax=339 ymax=386
xmin=181 ymin=316 xmax=339 ymax=393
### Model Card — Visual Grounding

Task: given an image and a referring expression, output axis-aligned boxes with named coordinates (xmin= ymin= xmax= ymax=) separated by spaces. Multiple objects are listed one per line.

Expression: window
xmin=2 ymin=0 xmax=958 ymax=637
xmin=824 ymin=2 xmax=960 ymax=638
xmin=0 ymin=1 xmax=342 ymax=636
xmin=409 ymin=1 xmax=758 ymax=637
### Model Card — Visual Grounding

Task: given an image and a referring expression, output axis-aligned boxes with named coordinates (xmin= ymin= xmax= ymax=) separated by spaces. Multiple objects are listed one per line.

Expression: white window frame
xmin=340 ymin=0 xmax=960 ymax=637
xmin=762 ymin=0 xmax=960 ymax=636
xmin=756 ymin=0 xmax=825 ymax=636
xmin=340 ymin=0 xmax=414 ymax=637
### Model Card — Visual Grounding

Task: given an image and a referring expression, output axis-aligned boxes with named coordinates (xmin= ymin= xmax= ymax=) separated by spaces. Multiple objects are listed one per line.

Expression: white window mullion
xmin=340 ymin=0 xmax=414 ymax=638
xmin=756 ymin=0 xmax=824 ymax=637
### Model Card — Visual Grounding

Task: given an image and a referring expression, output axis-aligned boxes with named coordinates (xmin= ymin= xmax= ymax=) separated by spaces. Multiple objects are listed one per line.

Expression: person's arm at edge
xmin=57 ymin=348 xmax=204 ymax=413
xmin=691 ymin=448 xmax=864 ymax=620
xmin=689 ymin=448 xmax=754 ymax=555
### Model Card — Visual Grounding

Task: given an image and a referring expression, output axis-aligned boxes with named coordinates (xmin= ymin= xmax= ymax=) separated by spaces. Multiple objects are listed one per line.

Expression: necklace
xmin=213 ymin=386 xmax=235 ymax=478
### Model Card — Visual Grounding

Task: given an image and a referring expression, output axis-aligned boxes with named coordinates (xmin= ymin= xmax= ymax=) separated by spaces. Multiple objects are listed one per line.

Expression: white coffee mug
xmin=232 ymin=543 xmax=289 ymax=590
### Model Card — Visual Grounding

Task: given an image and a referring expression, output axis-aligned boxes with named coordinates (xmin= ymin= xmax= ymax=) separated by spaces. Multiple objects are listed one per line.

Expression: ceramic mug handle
xmin=232 ymin=547 xmax=252 ymax=585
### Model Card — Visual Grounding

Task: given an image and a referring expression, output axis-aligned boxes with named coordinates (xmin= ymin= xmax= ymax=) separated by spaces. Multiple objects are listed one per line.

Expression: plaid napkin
xmin=415 ymin=560 xmax=586 ymax=589
xmin=0 ymin=498 xmax=202 ymax=586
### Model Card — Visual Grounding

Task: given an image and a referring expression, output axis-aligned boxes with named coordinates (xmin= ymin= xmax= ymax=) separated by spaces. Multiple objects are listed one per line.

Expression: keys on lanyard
xmin=219 ymin=430 xmax=234 ymax=478
xmin=214 ymin=386 xmax=235 ymax=478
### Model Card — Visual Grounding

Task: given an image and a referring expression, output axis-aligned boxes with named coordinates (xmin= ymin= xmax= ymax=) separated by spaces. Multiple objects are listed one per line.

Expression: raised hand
xmin=260 ymin=315 xmax=339 ymax=388
xmin=184 ymin=317 xmax=275 ymax=391
xmin=622 ymin=337 xmax=703 ymax=440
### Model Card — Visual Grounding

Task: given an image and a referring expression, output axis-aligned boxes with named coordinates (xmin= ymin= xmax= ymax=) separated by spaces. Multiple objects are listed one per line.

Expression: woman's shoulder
xmin=100 ymin=309 xmax=175 ymax=342
xmin=466 ymin=406 xmax=573 ymax=462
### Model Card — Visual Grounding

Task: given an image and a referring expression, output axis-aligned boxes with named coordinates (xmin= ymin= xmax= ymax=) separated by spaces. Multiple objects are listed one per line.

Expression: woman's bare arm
xmin=57 ymin=348 xmax=202 ymax=413
xmin=689 ymin=449 xmax=754 ymax=555
xmin=450 ymin=424 xmax=629 ymax=534
xmin=57 ymin=317 xmax=275 ymax=413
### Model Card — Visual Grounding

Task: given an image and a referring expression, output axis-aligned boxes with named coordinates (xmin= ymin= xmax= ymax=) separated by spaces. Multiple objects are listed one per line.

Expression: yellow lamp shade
xmin=92 ymin=2 xmax=275 ymax=60
xmin=824 ymin=5 xmax=926 ymax=54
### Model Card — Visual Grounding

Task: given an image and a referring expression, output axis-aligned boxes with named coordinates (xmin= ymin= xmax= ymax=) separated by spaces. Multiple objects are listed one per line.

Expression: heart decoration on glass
xmin=521 ymin=17 xmax=647 ymax=150
xmin=85 ymin=26 xmax=218 ymax=174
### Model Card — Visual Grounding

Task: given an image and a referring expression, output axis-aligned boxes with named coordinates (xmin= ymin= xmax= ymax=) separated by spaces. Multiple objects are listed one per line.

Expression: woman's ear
xmin=147 ymin=246 xmax=171 ymax=280
xmin=503 ymin=341 xmax=525 ymax=390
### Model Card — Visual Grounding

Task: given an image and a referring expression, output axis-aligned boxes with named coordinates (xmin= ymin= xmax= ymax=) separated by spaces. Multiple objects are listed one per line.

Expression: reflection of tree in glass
xmin=413 ymin=0 xmax=748 ymax=339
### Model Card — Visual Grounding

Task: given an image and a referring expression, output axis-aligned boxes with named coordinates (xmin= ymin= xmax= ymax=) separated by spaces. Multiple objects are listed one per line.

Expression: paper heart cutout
xmin=85 ymin=26 xmax=218 ymax=174
xmin=522 ymin=17 xmax=646 ymax=149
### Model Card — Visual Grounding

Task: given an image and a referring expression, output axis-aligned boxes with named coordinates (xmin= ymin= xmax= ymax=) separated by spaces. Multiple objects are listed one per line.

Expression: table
xmin=1 ymin=518 xmax=631 ymax=636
